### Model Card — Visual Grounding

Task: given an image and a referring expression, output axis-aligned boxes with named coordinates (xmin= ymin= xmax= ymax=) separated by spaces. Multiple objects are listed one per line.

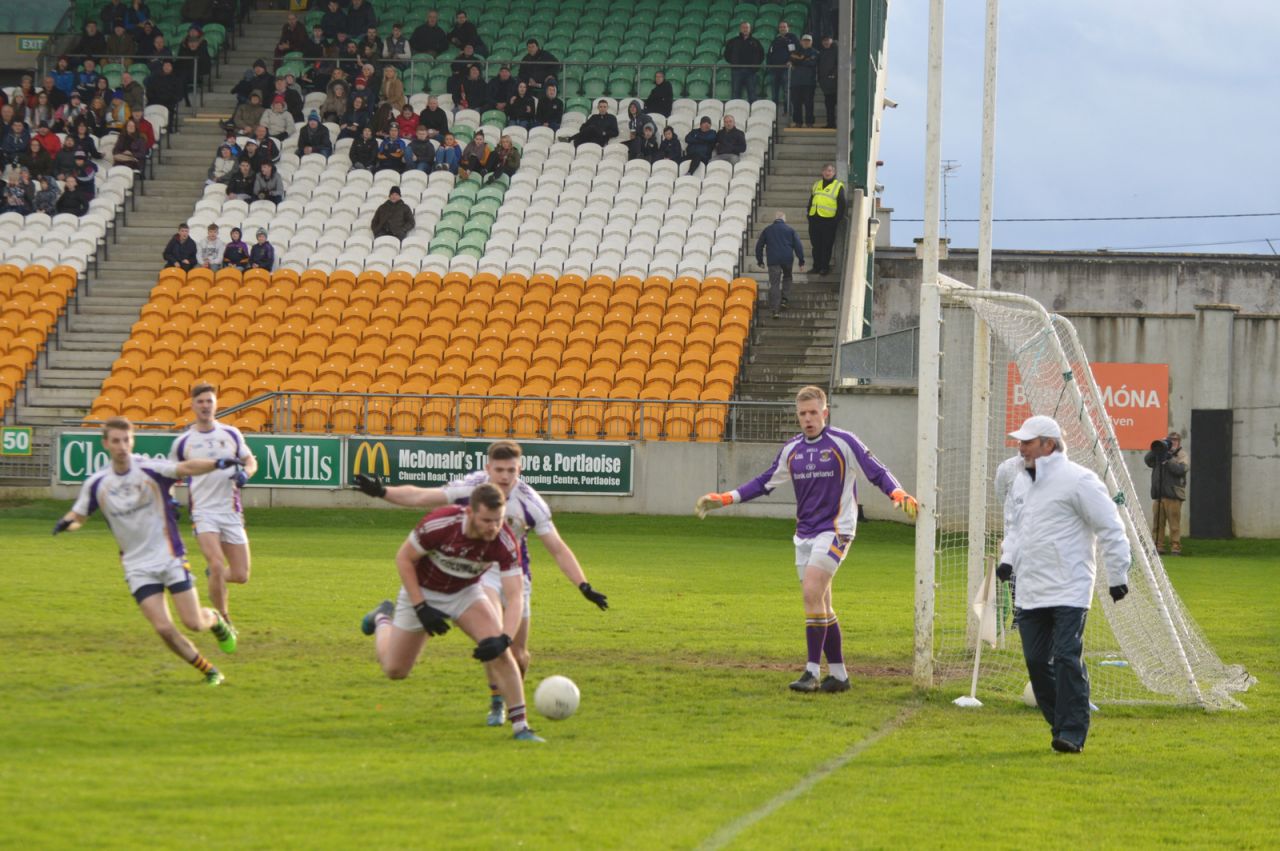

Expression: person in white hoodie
xmin=1000 ymin=415 xmax=1131 ymax=754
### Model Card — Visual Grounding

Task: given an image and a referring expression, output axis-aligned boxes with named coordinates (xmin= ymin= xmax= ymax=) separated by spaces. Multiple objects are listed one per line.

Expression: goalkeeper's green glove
xmin=695 ymin=492 xmax=733 ymax=519
xmin=890 ymin=488 xmax=919 ymax=520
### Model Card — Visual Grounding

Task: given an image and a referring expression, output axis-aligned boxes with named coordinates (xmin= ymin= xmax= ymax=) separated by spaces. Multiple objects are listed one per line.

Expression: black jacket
xmin=163 ymin=235 xmax=197 ymax=267
xmin=349 ymin=136 xmax=378 ymax=168
xmin=518 ymin=50 xmax=561 ymax=87
xmin=418 ymin=106 xmax=449 ymax=136
xmin=536 ymin=96 xmax=563 ymax=127
xmin=723 ymin=34 xmax=764 ymax=67
xmin=644 ymin=80 xmax=673 ymax=117
xmin=816 ymin=42 xmax=839 ymax=93
xmin=146 ymin=70 xmax=186 ymax=107
xmin=1144 ymin=445 xmax=1188 ymax=500
xmin=409 ymin=23 xmax=448 ymax=54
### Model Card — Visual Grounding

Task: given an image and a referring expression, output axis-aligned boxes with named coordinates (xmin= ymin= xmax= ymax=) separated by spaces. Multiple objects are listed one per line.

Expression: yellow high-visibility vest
xmin=809 ymin=178 xmax=844 ymax=217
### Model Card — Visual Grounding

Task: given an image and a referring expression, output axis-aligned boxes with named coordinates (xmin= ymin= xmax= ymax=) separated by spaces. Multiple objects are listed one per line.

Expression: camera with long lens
xmin=1150 ymin=438 xmax=1171 ymax=458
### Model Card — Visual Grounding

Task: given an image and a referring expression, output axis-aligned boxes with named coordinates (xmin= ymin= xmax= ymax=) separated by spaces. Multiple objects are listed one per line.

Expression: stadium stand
xmin=0 ymin=264 xmax=80 ymax=417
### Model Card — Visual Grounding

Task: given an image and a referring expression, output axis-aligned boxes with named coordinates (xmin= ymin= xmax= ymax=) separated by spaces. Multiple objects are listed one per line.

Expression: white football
xmin=1021 ymin=681 xmax=1039 ymax=707
xmin=534 ymin=675 xmax=580 ymax=720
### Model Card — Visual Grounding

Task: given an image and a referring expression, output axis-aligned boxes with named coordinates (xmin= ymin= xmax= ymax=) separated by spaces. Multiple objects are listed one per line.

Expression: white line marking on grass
xmin=698 ymin=703 xmax=919 ymax=851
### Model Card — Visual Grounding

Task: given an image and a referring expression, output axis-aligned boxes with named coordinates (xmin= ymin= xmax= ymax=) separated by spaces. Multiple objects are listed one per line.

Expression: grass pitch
xmin=0 ymin=500 xmax=1276 ymax=849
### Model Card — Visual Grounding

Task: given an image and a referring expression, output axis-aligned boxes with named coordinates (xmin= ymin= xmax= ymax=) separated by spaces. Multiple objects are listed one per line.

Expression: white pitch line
xmin=698 ymin=704 xmax=919 ymax=851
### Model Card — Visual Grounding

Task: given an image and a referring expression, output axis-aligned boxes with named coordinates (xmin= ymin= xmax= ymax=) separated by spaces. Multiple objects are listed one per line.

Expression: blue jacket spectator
xmin=755 ymin=214 xmax=806 ymax=267
xmin=249 ymin=229 xmax=275 ymax=269
xmin=162 ymin=224 xmax=198 ymax=269
xmin=683 ymin=118 xmax=717 ymax=174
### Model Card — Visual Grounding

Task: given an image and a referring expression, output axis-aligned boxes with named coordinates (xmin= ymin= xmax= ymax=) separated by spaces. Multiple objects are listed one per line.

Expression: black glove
xmin=1109 ymin=584 xmax=1129 ymax=603
xmin=215 ymin=457 xmax=243 ymax=469
xmin=353 ymin=472 xmax=386 ymax=498
xmin=472 ymin=633 xmax=512 ymax=662
xmin=579 ymin=582 xmax=608 ymax=610
xmin=996 ymin=563 xmax=1013 ymax=582
xmin=52 ymin=518 xmax=72 ymax=535
xmin=413 ymin=600 xmax=451 ymax=636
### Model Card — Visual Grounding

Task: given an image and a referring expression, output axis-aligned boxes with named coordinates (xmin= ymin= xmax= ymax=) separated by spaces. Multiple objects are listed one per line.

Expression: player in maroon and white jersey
xmin=359 ymin=482 xmax=545 ymax=742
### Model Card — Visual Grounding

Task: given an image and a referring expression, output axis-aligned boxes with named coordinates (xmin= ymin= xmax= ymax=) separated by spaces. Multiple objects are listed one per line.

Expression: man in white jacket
xmin=1000 ymin=415 xmax=1131 ymax=753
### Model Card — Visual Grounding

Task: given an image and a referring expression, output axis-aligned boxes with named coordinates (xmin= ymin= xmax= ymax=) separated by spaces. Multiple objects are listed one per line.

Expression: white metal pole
xmin=914 ymin=0 xmax=946 ymax=688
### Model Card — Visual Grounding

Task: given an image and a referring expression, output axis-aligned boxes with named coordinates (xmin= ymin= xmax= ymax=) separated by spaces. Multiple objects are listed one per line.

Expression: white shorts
xmin=192 ymin=510 xmax=248 ymax=545
xmin=480 ymin=569 xmax=532 ymax=620
xmin=794 ymin=531 xmax=854 ymax=579
xmin=125 ymin=556 xmax=195 ymax=601
xmin=392 ymin=583 xmax=490 ymax=631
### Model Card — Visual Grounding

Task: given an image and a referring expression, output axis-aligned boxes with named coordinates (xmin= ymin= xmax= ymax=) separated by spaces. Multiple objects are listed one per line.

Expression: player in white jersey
xmin=54 ymin=417 xmax=243 ymax=685
xmin=169 ymin=383 xmax=258 ymax=623
xmin=353 ymin=439 xmax=608 ymax=726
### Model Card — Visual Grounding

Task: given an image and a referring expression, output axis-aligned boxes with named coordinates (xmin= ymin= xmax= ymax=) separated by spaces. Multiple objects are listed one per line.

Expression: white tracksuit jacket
xmin=1000 ymin=450 xmax=1131 ymax=610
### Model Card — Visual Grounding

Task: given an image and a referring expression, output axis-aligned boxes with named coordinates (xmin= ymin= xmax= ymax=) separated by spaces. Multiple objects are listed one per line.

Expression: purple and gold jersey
xmin=71 ymin=455 xmax=185 ymax=570
xmin=733 ymin=427 xmax=902 ymax=538
xmin=170 ymin=423 xmax=250 ymax=514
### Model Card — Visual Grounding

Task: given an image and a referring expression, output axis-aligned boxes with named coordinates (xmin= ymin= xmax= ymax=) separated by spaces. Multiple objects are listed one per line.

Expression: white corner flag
xmin=954 ymin=562 xmax=999 ymax=708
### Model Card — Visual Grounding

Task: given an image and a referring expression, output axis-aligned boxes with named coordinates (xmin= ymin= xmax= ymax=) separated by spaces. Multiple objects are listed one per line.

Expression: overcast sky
xmin=878 ymin=1 xmax=1280 ymax=254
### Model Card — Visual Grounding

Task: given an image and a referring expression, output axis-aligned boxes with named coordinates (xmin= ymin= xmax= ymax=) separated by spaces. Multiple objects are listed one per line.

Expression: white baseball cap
xmin=1008 ymin=414 xmax=1062 ymax=441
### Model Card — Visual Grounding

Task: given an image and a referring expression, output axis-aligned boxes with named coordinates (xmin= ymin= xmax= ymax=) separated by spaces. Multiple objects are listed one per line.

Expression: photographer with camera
xmin=1144 ymin=430 xmax=1188 ymax=556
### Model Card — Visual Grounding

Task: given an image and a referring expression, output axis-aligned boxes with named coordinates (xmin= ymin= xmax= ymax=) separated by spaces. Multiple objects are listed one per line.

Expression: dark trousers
xmin=808 ymin=215 xmax=839 ymax=271
xmin=1018 ymin=606 xmax=1090 ymax=748
xmin=730 ymin=68 xmax=758 ymax=102
xmin=791 ymin=84 xmax=815 ymax=125
xmin=821 ymin=86 xmax=837 ymax=127
xmin=769 ymin=68 xmax=788 ymax=105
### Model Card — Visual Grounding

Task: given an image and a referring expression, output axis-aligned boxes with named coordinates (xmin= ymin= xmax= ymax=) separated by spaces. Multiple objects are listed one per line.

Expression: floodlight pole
xmin=914 ymin=0 xmax=946 ymax=689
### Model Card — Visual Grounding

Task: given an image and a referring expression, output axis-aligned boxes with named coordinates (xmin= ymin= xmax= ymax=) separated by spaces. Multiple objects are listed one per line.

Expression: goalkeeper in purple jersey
xmin=697 ymin=386 xmax=918 ymax=693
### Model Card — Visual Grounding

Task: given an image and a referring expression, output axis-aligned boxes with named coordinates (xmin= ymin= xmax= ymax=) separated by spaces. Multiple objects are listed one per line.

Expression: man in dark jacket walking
xmin=371 ymin=185 xmax=416 ymax=240
xmin=817 ymin=35 xmax=839 ymax=128
xmin=755 ymin=212 xmax=805 ymax=318
xmin=723 ymin=22 xmax=764 ymax=102
xmin=1144 ymin=430 xmax=1188 ymax=555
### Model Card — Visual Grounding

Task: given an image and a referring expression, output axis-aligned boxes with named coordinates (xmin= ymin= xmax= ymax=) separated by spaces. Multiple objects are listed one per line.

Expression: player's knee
xmin=381 ymin=662 xmax=413 ymax=680
xmin=514 ymin=646 xmax=530 ymax=673
xmin=227 ymin=565 xmax=250 ymax=584
xmin=178 ymin=612 xmax=205 ymax=631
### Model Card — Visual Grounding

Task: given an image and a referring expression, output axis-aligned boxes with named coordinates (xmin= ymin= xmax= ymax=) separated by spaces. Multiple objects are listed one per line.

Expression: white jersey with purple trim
xmin=442 ymin=471 xmax=555 ymax=577
xmin=169 ymin=423 xmax=251 ymax=515
xmin=71 ymin=455 xmax=186 ymax=571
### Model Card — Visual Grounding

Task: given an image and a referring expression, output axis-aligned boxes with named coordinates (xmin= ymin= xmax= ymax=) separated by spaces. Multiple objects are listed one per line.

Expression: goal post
xmin=914 ymin=280 xmax=1256 ymax=709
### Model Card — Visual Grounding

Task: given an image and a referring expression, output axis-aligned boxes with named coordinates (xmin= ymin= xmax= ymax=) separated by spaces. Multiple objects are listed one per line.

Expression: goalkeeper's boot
xmin=487 ymin=695 xmax=506 ymax=727
xmin=513 ymin=728 xmax=546 ymax=743
xmin=211 ymin=613 xmax=237 ymax=654
xmin=819 ymin=675 xmax=851 ymax=693
xmin=205 ymin=669 xmax=225 ymax=687
xmin=789 ymin=671 xmax=820 ymax=693
xmin=361 ymin=600 xmax=394 ymax=636
xmin=1051 ymin=737 xmax=1083 ymax=754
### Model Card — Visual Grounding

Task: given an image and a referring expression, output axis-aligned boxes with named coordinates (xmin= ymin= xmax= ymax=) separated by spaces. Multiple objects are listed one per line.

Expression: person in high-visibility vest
xmin=806 ymin=163 xmax=846 ymax=275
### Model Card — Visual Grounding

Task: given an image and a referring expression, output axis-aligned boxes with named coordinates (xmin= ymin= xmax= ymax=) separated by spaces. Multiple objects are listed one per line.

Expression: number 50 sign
xmin=1 ymin=427 xmax=33 ymax=456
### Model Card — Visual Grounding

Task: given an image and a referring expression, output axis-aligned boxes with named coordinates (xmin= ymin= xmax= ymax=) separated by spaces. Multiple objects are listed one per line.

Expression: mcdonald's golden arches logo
xmin=352 ymin=441 xmax=391 ymax=476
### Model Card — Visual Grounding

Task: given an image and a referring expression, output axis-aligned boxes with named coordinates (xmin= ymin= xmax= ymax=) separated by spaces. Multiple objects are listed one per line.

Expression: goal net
xmin=925 ymin=283 xmax=1254 ymax=709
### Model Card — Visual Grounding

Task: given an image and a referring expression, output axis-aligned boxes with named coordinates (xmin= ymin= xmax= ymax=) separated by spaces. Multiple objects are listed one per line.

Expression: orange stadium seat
xmin=637 ymin=401 xmax=665 ymax=440
xmin=664 ymin=405 xmax=697 ymax=441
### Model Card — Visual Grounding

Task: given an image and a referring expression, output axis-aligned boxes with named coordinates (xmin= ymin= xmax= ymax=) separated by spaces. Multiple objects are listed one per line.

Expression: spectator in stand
xmin=54 ymin=135 xmax=80 ymax=176
xmin=536 ymin=82 xmax=563 ymax=130
xmin=19 ymin=137 xmax=54 ymax=177
xmin=623 ymin=100 xmax=655 ymax=144
xmin=148 ymin=35 xmax=173 ymax=77
xmin=72 ymin=123 xmax=101 ymax=160
xmin=683 ymin=116 xmax=716 ymax=174
xmin=221 ymin=226 xmax=250 ymax=269
xmin=433 ymin=131 xmax=461 ymax=173
xmin=227 ymin=90 xmax=264 ymax=134
xmin=458 ymin=65 xmax=487 ymax=112
xmin=723 ymin=22 xmax=764 ymax=102
xmin=79 ymin=22 xmax=109 ymax=57
xmin=146 ymin=59 xmax=185 ymax=132
xmin=376 ymin=124 xmax=408 ymax=172
xmin=518 ymin=39 xmax=560 ymax=91
xmin=628 ymin=124 xmax=659 ymax=162
xmin=280 ymin=13 xmax=308 ymax=53
xmin=817 ymin=35 xmax=838 ymax=128
xmin=101 ymin=0 xmax=127 ymax=29
xmin=789 ymin=35 xmax=818 ymax=127
xmin=405 ymin=124 xmax=436 ymax=172
xmin=231 ymin=59 xmax=274 ymax=105
xmin=254 ymin=160 xmax=284 ymax=203
xmin=448 ymin=11 xmax=482 ymax=52
xmin=301 ymin=57 xmax=335 ymax=96
xmin=453 ymin=44 xmax=484 ymax=81
xmin=767 ymin=22 xmax=800 ymax=106
xmin=271 ymin=76 xmax=304 ymax=121
xmin=360 ymin=27 xmax=384 ymax=62
xmin=350 ymin=125 xmax=379 ymax=170
xmin=106 ymin=22 xmax=137 ymax=61
xmin=298 ymin=112 xmax=333 ymax=157
xmin=119 ymin=72 xmax=146 ymax=115
xmin=208 ymin=143 xmax=236 ymax=182
xmin=321 ymin=82 xmax=348 ymax=124
xmin=1 ymin=119 xmax=31 ymax=169
xmin=370 ymin=185 xmax=415 ymax=240
xmin=179 ymin=28 xmax=212 ymax=93
xmin=345 ymin=0 xmax=378 ymax=39
xmin=249 ymin=228 xmax=275 ymax=270
xmin=383 ymin=23 xmax=411 ymax=69
xmin=2 ymin=170 xmax=33 ymax=213
xmin=77 ymin=60 xmax=103 ymax=102
xmin=565 ymin=99 xmax=618 ymax=147
xmin=197 ymin=223 xmax=225 ymax=270
xmin=320 ymin=0 xmax=347 ymax=42
xmin=135 ymin=21 xmax=158 ymax=56
xmin=52 ymin=92 xmax=85 ymax=134
xmin=92 ymin=77 xmax=115 ymax=115
xmin=644 ymin=71 xmax=673 ymax=117
xmin=239 ymin=139 xmax=263 ymax=172
xmin=262 ymin=96 xmax=293 ymax=140
xmin=380 ymin=66 xmax=407 ymax=111
xmin=487 ymin=66 xmax=518 ymax=110
xmin=395 ymin=103 xmax=419 ymax=137
xmin=250 ymin=124 xmax=281 ymax=162
xmin=34 ymin=123 xmax=62 ymax=158
xmin=163 ymin=223 xmax=197 ymax=269
xmin=34 ymin=175 xmax=61 ymax=215
xmin=410 ymin=10 xmax=449 ymax=56
xmin=505 ymin=81 xmax=537 ymax=129
xmin=485 ymin=134 xmax=520 ymax=184
xmin=459 ymin=129 xmax=491 ymax=179
xmin=52 ymin=57 xmax=77 ymax=97
xmin=40 ymin=76 xmax=67 ymax=112
xmin=126 ymin=1 xmax=152 ymax=35
xmin=710 ymin=114 xmax=746 ymax=165
xmin=222 ymin=158 xmax=255 ymax=200
xmin=338 ymin=37 xmax=363 ymax=75
xmin=178 ymin=0 xmax=211 ymax=21
xmin=106 ymin=92 xmax=131 ymax=132
xmin=25 ymin=92 xmax=53 ymax=129
xmin=112 ymin=118 xmax=148 ymax=169
xmin=418 ymin=95 xmax=449 ymax=139
xmin=755 ymin=211 xmax=805 ymax=318
xmin=658 ymin=126 xmax=682 ymax=162
xmin=338 ymin=93 xmax=370 ymax=140
xmin=303 ymin=23 xmax=328 ymax=58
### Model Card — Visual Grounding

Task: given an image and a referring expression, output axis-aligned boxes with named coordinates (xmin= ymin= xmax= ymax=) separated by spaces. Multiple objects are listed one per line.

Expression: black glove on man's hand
xmin=353 ymin=472 xmax=387 ymax=498
xmin=215 ymin=457 xmax=243 ymax=469
xmin=1109 ymin=584 xmax=1129 ymax=603
xmin=473 ymin=634 xmax=512 ymax=662
xmin=413 ymin=600 xmax=451 ymax=636
xmin=579 ymin=582 xmax=608 ymax=610
xmin=996 ymin=563 xmax=1013 ymax=582
xmin=52 ymin=518 xmax=72 ymax=536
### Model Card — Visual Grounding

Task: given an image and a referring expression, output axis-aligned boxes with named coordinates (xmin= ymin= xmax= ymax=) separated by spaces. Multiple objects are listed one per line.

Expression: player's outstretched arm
xmin=52 ymin=510 xmax=86 ymax=535
xmin=889 ymin=488 xmax=919 ymax=519
xmin=352 ymin=473 xmax=450 ymax=508
xmin=176 ymin=457 xmax=241 ymax=478
xmin=695 ymin=492 xmax=734 ymax=519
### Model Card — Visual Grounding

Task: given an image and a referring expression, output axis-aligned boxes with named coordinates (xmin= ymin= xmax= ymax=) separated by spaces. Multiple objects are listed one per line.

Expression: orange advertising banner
xmin=1006 ymin=363 xmax=1170 ymax=450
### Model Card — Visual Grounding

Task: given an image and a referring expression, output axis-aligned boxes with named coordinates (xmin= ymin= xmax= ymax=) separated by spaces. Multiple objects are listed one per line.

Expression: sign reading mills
xmin=350 ymin=437 xmax=633 ymax=495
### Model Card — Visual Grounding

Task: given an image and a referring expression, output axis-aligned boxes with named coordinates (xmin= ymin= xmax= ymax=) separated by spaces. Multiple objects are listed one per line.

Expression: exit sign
xmin=17 ymin=36 xmax=48 ymax=52
xmin=1 ymin=426 xmax=32 ymax=456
